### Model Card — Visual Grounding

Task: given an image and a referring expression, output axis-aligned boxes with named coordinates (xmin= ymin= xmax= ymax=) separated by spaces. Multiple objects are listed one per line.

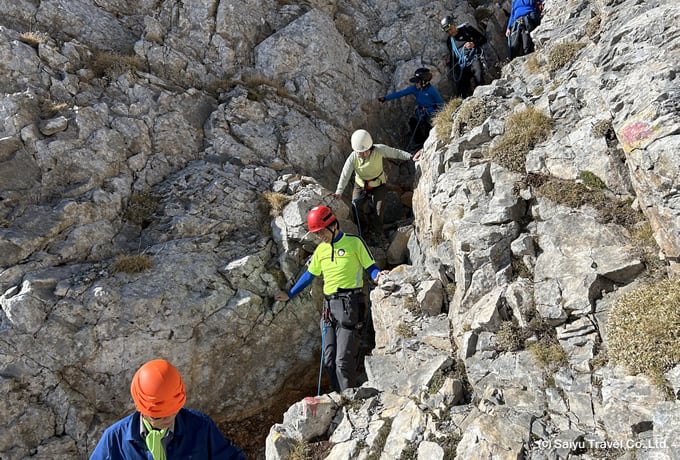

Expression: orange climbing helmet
xmin=130 ymin=359 xmax=186 ymax=418
xmin=307 ymin=206 xmax=337 ymax=232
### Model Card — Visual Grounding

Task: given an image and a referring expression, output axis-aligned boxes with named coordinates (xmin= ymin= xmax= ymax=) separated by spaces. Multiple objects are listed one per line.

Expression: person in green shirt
xmin=275 ymin=205 xmax=389 ymax=392
xmin=333 ymin=129 xmax=420 ymax=242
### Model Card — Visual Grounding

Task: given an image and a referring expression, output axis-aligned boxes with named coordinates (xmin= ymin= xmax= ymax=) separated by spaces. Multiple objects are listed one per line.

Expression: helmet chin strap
xmin=330 ymin=224 xmax=337 ymax=261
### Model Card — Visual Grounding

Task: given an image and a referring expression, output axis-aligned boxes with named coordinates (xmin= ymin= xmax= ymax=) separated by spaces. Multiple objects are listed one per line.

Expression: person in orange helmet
xmin=275 ymin=206 xmax=389 ymax=392
xmin=90 ymin=359 xmax=246 ymax=460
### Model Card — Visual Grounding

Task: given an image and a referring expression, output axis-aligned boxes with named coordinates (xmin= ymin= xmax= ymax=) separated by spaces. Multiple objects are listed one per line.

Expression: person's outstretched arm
xmin=334 ymin=152 xmax=358 ymax=199
xmin=375 ymin=144 xmax=413 ymax=162
xmin=275 ymin=271 xmax=315 ymax=301
xmin=380 ymin=86 xmax=417 ymax=103
xmin=365 ymin=263 xmax=390 ymax=283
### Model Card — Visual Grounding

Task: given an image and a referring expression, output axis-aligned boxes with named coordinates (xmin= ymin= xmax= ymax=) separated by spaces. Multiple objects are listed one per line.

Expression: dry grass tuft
xmin=89 ymin=50 xmax=146 ymax=79
xmin=287 ymin=441 xmax=308 ymax=460
xmin=432 ymin=98 xmax=463 ymax=143
xmin=536 ymin=177 xmax=599 ymax=208
xmin=445 ymin=282 xmax=457 ymax=300
xmin=242 ymin=74 xmax=289 ymax=99
xmin=40 ymin=99 xmax=69 ymax=115
xmin=428 ymin=369 xmax=445 ymax=394
xmin=402 ymin=295 xmax=420 ymax=314
xmin=19 ymin=31 xmax=49 ymax=47
xmin=525 ymin=54 xmax=540 ymax=73
xmin=262 ymin=191 xmax=292 ymax=216
xmin=585 ymin=14 xmax=603 ymax=38
xmin=488 ymin=107 xmax=552 ymax=172
xmin=597 ymin=197 xmax=641 ymax=228
xmin=496 ymin=320 xmax=524 ymax=352
xmin=578 ymin=170 xmax=606 ymax=190
xmin=528 ymin=341 xmax=568 ymax=372
xmin=534 ymin=176 xmax=643 ymax=228
xmin=452 ymin=97 xmax=487 ymax=138
xmin=395 ymin=322 xmax=415 ymax=338
xmin=433 ymin=432 xmax=462 ymax=460
xmin=548 ymin=42 xmax=586 ymax=71
xmin=630 ymin=222 xmax=666 ymax=277
xmin=608 ymin=278 xmax=680 ymax=386
xmin=125 ymin=191 xmax=159 ymax=227
xmin=511 ymin=256 xmax=532 ymax=280
xmin=591 ymin=119 xmax=613 ymax=138
xmin=112 ymin=254 xmax=153 ymax=273
xmin=207 ymin=74 xmax=289 ymax=100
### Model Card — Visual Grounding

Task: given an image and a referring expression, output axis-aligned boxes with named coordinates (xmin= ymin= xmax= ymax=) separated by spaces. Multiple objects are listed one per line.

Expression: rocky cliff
xmin=266 ymin=0 xmax=680 ymax=459
xmin=0 ymin=0 xmax=678 ymax=459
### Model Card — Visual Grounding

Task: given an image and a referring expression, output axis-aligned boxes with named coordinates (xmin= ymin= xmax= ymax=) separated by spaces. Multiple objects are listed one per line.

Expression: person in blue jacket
xmin=506 ymin=0 xmax=543 ymax=59
xmin=90 ymin=359 xmax=246 ymax=460
xmin=378 ymin=67 xmax=444 ymax=150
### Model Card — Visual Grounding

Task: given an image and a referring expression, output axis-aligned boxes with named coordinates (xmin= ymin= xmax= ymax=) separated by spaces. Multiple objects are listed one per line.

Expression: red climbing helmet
xmin=307 ymin=206 xmax=337 ymax=232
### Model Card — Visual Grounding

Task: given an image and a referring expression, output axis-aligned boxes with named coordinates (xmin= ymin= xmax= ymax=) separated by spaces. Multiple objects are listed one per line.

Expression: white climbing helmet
xmin=351 ymin=129 xmax=373 ymax=152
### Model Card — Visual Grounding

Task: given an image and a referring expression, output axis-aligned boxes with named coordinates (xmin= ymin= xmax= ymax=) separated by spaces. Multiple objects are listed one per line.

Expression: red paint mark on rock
xmin=622 ymin=121 xmax=654 ymax=147
xmin=302 ymin=396 xmax=320 ymax=417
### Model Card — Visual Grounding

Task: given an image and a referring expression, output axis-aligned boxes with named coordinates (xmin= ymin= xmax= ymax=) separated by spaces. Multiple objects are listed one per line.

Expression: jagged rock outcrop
xmin=0 ymin=0 xmax=494 ymax=458
xmin=266 ymin=0 xmax=680 ymax=459
xmin=1 ymin=0 xmax=679 ymax=459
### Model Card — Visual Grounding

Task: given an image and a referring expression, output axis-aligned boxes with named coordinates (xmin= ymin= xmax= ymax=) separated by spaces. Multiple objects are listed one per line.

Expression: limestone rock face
xmin=1 ymin=0 xmax=679 ymax=459
xmin=267 ymin=0 xmax=680 ymax=459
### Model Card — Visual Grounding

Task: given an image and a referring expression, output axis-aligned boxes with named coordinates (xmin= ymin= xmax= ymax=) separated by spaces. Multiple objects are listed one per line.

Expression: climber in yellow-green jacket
xmin=333 ymin=129 xmax=420 ymax=241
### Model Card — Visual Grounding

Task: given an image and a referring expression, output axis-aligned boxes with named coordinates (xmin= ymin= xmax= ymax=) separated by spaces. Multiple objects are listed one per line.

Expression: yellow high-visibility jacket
xmin=335 ymin=144 xmax=412 ymax=194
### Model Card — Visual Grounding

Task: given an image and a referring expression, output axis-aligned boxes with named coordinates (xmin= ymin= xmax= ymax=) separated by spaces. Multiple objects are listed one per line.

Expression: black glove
xmin=378 ymin=96 xmax=385 ymax=103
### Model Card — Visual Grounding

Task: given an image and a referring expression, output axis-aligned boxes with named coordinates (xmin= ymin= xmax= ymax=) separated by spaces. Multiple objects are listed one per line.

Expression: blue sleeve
xmin=508 ymin=0 xmax=535 ymax=27
xmin=365 ymin=264 xmax=381 ymax=282
xmin=89 ymin=438 xmax=108 ymax=460
xmin=90 ymin=427 xmax=121 ymax=460
xmin=206 ymin=419 xmax=247 ymax=460
xmin=508 ymin=1 xmax=518 ymax=28
xmin=384 ymin=86 xmax=416 ymax=102
xmin=287 ymin=271 xmax=316 ymax=298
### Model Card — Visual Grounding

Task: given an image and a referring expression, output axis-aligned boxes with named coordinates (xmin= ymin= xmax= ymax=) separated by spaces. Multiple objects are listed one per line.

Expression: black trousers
xmin=321 ymin=291 xmax=365 ymax=392
xmin=408 ymin=115 xmax=432 ymax=149
xmin=509 ymin=22 xmax=535 ymax=59
xmin=453 ymin=59 xmax=483 ymax=98
xmin=351 ymin=183 xmax=387 ymax=237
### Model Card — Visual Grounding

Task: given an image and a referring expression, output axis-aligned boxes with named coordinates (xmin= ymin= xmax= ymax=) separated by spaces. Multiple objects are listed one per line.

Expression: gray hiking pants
xmin=322 ymin=289 xmax=364 ymax=392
